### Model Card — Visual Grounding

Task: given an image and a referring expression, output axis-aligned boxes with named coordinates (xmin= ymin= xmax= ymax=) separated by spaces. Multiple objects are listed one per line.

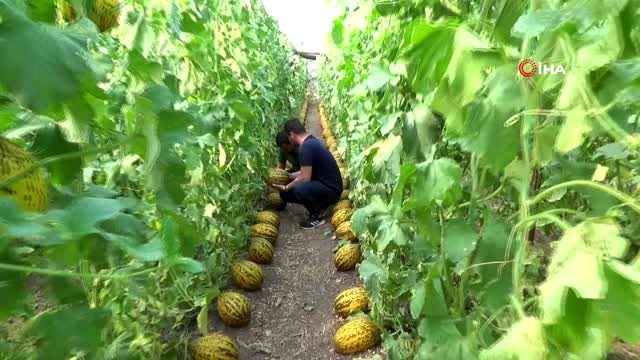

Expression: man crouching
xmin=271 ymin=118 xmax=343 ymax=229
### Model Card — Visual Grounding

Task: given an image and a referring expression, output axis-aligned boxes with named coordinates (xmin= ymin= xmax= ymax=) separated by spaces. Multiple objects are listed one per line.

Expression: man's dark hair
xmin=275 ymin=131 xmax=290 ymax=147
xmin=284 ymin=118 xmax=306 ymax=135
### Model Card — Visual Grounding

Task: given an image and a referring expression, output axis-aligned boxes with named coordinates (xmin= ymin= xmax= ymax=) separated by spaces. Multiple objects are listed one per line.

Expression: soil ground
xmin=207 ymin=98 xmax=384 ymax=359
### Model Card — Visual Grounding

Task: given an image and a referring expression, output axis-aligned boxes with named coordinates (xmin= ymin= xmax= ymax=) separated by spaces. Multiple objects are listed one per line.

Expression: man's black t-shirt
xmin=279 ymin=147 xmax=300 ymax=171
xmin=299 ymin=135 xmax=343 ymax=193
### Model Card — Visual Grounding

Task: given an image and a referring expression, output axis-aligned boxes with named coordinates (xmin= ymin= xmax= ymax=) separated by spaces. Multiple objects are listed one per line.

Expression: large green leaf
xmin=27 ymin=305 xmax=110 ymax=360
xmin=480 ymin=317 xmax=548 ymax=360
xmin=0 ymin=1 xmax=98 ymax=112
xmin=539 ymin=220 xmax=629 ymax=322
xmin=413 ymin=158 xmax=462 ymax=206
xmin=29 ymin=124 xmax=82 ymax=185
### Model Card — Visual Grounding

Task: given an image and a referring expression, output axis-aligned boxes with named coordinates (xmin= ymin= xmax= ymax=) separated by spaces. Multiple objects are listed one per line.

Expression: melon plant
xmin=190 ymin=333 xmax=238 ymax=360
xmin=216 ymin=291 xmax=251 ymax=327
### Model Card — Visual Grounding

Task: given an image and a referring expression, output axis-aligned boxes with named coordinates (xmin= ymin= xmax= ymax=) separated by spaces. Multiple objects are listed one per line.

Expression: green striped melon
xmin=336 ymin=221 xmax=357 ymax=241
xmin=334 ymin=287 xmax=369 ymax=318
xmin=250 ymin=223 xmax=278 ymax=243
xmin=265 ymin=192 xmax=285 ymax=211
xmin=231 ymin=260 xmax=263 ymax=291
xmin=255 ymin=210 xmax=280 ymax=228
xmin=248 ymin=238 xmax=273 ymax=264
xmin=268 ymin=168 xmax=289 ymax=185
xmin=216 ymin=291 xmax=251 ymax=327
xmin=335 ymin=244 xmax=361 ymax=271
xmin=190 ymin=333 xmax=238 ymax=360
xmin=334 ymin=317 xmax=380 ymax=355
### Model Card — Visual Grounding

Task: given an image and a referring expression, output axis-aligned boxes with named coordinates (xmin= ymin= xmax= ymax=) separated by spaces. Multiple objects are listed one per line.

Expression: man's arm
xmin=284 ymin=166 xmax=311 ymax=191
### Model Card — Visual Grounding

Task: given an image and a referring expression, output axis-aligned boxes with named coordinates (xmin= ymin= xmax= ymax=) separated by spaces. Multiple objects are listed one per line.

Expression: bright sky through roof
xmin=261 ymin=0 xmax=339 ymax=53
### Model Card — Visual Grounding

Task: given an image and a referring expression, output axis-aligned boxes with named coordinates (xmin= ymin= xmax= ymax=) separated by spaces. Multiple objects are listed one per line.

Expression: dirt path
xmin=207 ymin=98 xmax=382 ymax=359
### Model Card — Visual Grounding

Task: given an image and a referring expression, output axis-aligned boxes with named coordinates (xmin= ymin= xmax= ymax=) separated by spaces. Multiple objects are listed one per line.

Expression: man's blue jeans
xmin=280 ymin=181 xmax=341 ymax=215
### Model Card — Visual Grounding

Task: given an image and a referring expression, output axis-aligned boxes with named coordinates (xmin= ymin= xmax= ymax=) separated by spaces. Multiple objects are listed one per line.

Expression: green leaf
xmin=161 ymin=217 xmax=180 ymax=258
xmin=27 ymin=0 xmax=57 ymax=23
xmin=416 ymin=317 xmax=477 ymax=360
xmin=365 ymin=64 xmax=394 ymax=91
xmin=402 ymin=20 xmax=457 ymax=93
xmin=413 ymin=158 xmax=462 ymax=206
xmin=601 ymin=260 xmax=640 ymax=343
xmin=47 ymin=277 xmax=86 ymax=305
xmin=539 ymin=220 xmax=629 ymax=322
xmin=410 ymin=281 xmax=427 ymax=319
xmin=29 ymin=124 xmax=82 ymax=185
xmin=470 ymin=212 xmax=515 ymax=312
xmin=46 ymin=197 xmax=134 ymax=239
xmin=533 ymin=125 xmax=559 ymax=166
xmin=174 ymin=257 xmax=205 ymax=273
xmin=371 ymin=134 xmax=402 ymax=185
xmin=480 ymin=317 xmax=548 ymax=360
xmin=443 ymin=219 xmax=478 ymax=264
xmin=358 ymin=255 xmax=389 ymax=295
xmin=27 ymin=305 xmax=110 ymax=360
xmin=331 ymin=18 xmax=344 ymax=45
xmin=0 ymin=252 xmax=27 ymax=321
xmin=593 ymin=142 xmax=630 ymax=160
xmin=458 ymin=70 xmax=522 ymax=170
xmin=0 ymin=1 xmax=98 ymax=111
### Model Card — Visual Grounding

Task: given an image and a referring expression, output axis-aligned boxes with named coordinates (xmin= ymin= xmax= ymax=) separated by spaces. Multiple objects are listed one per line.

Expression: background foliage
xmin=320 ymin=0 xmax=640 ymax=358
xmin=0 ymin=0 xmax=306 ymax=358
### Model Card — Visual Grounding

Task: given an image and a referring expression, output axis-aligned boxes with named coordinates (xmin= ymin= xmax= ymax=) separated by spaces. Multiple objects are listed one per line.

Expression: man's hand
xmin=271 ymin=184 xmax=286 ymax=192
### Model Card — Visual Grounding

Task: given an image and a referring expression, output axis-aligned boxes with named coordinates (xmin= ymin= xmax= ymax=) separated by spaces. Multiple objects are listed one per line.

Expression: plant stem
xmin=0 ymin=262 xmax=157 ymax=280
xmin=527 ymin=180 xmax=640 ymax=214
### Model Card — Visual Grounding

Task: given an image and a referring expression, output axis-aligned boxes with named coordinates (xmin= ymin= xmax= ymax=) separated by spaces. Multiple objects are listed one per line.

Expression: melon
xmin=335 ymin=244 xmax=361 ymax=271
xmin=336 ymin=221 xmax=357 ymax=241
xmin=332 ymin=200 xmax=352 ymax=214
xmin=250 ymin=223 xmax=278 ymax=243
xmin=248 ymin=238 xmax=273 ymax=264
xmin=0 ymin=138 xmax=48 ymax=212
xmin=331 ymin=208 xmax=353 ymax=228
xmin=333 ymin=317 xmax=380 ymax=355
xmin=216 ymin=291 xmax=251 ymax=327
xmin=265 ymin=193 xmax=285 ymax=211
xmin=190 ymin=333 xmax=238 ymax=360
xmin=268 ymin=168 xmax=289 ymax=186
xmin=334 ymin=287 xmax=369 ymax=318
xmin=255 ymin=210 xmax=280 ymax=228
xmin=231 ymin=260 xmax=264 ymax=291
xmin=89 ymin=0 xmax=120 ymax=32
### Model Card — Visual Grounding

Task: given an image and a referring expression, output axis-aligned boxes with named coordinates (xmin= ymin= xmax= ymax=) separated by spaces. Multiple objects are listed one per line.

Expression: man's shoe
xmin=300 ymin=214 xmax=326 ymax=229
